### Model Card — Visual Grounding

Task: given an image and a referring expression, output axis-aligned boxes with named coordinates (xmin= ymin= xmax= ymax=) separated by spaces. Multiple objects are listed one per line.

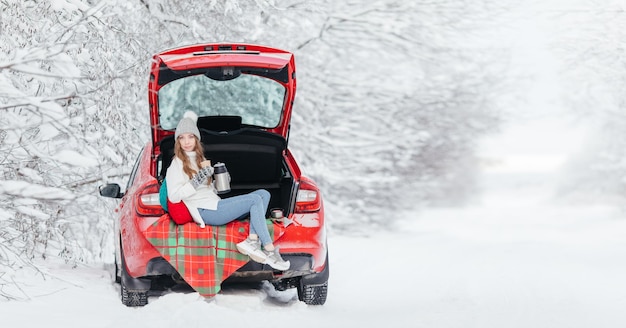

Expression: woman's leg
xmin=247 ymin=189 xmax=271 ymax=245
xmin=250 ymin=189 xmax=270 ymax=211
xmin=198 ymin=190 xmax=272 ymax=245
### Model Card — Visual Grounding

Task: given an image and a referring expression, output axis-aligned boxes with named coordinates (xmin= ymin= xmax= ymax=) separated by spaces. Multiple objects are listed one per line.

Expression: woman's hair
xmin=174 ymin=135 xmax=206 ymax=179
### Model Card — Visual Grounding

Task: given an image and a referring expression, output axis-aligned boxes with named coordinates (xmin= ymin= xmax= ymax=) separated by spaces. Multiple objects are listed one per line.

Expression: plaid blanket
xmin=144 ymin=215 xmax=285 ymax=297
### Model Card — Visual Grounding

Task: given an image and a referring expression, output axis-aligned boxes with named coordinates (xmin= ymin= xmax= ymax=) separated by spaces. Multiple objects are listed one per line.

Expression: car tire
xmin=119 ymin=241 xmax=150 ymax=307
xmin=297 ymin=251 xmax=329 ymax=305
xmin=121 ymin=284 xmax=148 ymax=307
xmin=297 ymin=280 xmax=328 ymax=305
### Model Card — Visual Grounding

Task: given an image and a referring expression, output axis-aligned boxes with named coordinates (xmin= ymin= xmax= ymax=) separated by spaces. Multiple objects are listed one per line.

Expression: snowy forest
xmin=1 ymin=0 xmax=626 ymax=302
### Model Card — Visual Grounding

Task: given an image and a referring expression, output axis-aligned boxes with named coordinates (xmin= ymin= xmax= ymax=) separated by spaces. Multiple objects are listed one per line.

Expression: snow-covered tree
xmin=538 ymin=1 xmax=626 ymax=202
xmin=282 ymin=1 xmax=512 ymax=230
xmin=0 ymin=0 xmax=511 ymax=298
xmin=0 ymin=0 xmax=151 ymax=299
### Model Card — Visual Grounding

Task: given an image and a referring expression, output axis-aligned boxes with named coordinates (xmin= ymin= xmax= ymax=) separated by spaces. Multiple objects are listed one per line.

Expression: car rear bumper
xmin=144 ymin=251 xmax=327 ymax=283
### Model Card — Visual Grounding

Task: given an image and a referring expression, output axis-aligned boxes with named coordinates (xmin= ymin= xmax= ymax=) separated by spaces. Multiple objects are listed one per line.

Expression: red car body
xmin=100 ymin=43 xmax=329 ymax=306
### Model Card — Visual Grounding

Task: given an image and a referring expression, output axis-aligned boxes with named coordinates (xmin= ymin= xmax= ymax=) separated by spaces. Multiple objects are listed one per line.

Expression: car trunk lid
xmin=147 ymin=43 xmax=297 ymax=163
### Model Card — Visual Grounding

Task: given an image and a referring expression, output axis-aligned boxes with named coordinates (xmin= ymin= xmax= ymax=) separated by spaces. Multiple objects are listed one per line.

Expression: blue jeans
xmin=197 ymin=189 xmax=272 ymax=246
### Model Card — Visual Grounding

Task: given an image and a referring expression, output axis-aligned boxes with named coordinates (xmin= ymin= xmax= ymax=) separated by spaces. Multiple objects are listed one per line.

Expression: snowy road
xmin=3 ymin=173 xmax=626 ymax=328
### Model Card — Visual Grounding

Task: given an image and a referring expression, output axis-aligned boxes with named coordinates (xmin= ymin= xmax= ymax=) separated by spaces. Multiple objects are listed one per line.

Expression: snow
xmin=54 ymin=150 xmax=100 ymax=167
xmin=2 ymin=164 xmax=626 ymax=328
xmin=2 ymin=1 xmax=626 ymax=327
xmin=0 ymin=180 xmax=74 ymax=200
xmin=8 ymin=73 xmax=625 ymax=327
xmin=5 ymin=76 xmax=625 ymax=326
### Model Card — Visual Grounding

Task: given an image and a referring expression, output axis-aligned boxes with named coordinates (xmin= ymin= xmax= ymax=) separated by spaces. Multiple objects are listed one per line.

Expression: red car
xmin=99 ymin=43 xmax=329 ymax=306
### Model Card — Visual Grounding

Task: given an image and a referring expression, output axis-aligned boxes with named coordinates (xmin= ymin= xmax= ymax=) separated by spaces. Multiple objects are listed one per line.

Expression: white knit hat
xmin=175 ymin=111 xmax=200 ymax=140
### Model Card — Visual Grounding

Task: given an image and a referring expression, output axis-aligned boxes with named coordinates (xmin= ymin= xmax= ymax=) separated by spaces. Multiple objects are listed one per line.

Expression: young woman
xmin=165 ymin=111 xmax=289 ymax=271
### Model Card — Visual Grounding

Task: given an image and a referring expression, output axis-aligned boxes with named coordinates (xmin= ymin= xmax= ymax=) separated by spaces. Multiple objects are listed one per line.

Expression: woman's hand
xmin=200 ymin=160 xmax=212 ymax=168
xmin=190 ymin=164 xmax=214 ymax=189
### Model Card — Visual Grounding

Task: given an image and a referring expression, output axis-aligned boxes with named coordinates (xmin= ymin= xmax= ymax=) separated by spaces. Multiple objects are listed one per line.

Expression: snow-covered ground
xmin=2 ymin=162 xmax=626 ymax=328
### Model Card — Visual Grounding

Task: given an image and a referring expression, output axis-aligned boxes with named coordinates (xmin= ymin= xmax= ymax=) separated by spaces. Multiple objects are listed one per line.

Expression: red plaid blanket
xmin=144 ymin=215 xmax=285 ymax=297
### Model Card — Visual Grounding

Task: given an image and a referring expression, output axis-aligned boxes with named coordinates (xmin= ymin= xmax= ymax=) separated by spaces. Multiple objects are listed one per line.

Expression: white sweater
xmin=165 ymin=152 xmax=220 ymax=227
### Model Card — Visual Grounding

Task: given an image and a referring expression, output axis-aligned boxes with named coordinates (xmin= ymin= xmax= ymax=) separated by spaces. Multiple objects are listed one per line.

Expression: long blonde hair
xmin=174 ymin=135 xmax=205 ymax=179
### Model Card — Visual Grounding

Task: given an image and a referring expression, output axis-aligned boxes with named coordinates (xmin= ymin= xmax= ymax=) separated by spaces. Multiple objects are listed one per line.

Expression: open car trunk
xmin=157 ymin=122 xmax=295 ymax=217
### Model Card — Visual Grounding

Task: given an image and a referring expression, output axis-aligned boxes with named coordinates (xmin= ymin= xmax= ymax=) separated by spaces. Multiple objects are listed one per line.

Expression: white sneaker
xmin=262 ymin=248 xmax=290 ymax=271
xmin=236 ymin=237 xmax=266 ymax=263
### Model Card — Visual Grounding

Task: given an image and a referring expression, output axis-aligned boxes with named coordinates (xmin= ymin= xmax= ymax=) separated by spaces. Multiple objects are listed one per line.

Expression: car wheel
xmin=121 ymin=284 xmax=148 ymax=307
xmin=297 ymin=280 xmax=328 ymax=305
xmin=297 ymin=251 xmax=329 ymax=305
xmin=119 ymin=241 xmax=150 ymax=307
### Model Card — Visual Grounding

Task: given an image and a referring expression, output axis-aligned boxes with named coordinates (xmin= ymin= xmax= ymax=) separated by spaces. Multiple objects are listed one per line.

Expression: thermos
xmin=270 ymin=208 xmax=292 ymax=227
xmin=270 ymin=208 xmax=284 ymax=220
xmin=213 ymin=162 xmax=231 ymax=194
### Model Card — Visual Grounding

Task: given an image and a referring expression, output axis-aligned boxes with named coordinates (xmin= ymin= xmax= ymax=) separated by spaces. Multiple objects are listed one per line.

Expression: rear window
xmin=158 ymin=73 xmax=286 ymax=130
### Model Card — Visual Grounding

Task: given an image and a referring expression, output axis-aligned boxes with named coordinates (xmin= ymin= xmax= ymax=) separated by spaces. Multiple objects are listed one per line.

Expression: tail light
xmin=136 ymin=182 xmax=165 ymax=216
xmin=295 ymin=177 xmax=322 ymax=213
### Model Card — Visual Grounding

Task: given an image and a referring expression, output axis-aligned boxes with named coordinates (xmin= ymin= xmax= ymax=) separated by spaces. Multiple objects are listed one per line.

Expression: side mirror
xmin=99 ymin=183 xmax=123 ymax=198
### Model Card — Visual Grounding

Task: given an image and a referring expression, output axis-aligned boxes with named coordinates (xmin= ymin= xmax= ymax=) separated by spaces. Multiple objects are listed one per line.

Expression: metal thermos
xmin=270 ymin=208 xmax=284 ymax=220
xmin=213 ymin=162 xmax=231 ymax=194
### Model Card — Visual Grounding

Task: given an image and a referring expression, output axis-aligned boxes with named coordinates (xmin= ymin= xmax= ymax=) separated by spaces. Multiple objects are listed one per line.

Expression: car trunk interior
xmin=157 ymin=124 xmax=295 ymax=217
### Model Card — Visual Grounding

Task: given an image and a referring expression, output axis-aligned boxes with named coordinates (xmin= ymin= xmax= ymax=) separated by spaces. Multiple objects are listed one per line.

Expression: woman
xmin=165 ymin=111 xmax=289 ymax=271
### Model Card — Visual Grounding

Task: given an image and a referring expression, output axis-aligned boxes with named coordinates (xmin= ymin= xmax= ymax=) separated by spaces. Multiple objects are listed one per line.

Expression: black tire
xmin=121 ymin=284 xmax=148 ymax=307
xmin=297 ymin=250 xmax=329 ymax=305
xmin=297 ymin=280 xmax=328 ymax=305
xmin=119 ymin=240 xmax=150 ymax=307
